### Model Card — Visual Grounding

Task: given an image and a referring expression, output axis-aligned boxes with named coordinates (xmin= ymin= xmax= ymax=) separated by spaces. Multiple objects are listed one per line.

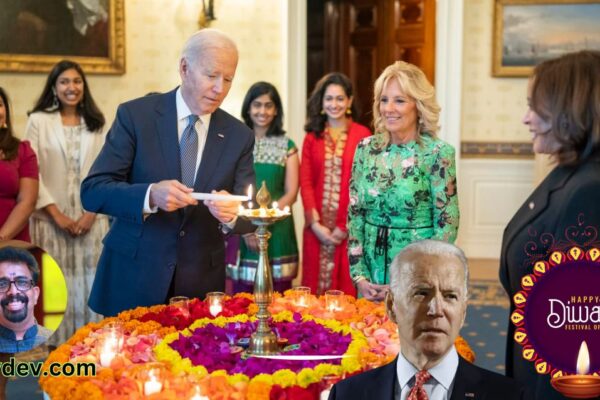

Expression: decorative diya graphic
xmin=551 ymin=341 xmax=600 ymax=399
xmin=511 ymin=246 xmax=600 ymax=398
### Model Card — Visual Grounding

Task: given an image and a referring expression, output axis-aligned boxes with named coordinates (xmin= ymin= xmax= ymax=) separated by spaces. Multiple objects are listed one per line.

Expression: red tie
xmin=408 ymin=370 xmax=431 ymax=400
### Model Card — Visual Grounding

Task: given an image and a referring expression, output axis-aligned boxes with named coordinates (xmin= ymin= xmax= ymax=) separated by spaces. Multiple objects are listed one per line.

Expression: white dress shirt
xmin=143 ymin=88 xmax=211 ymax=213
xmin=395 ymin=346 xmax=459 ymax=400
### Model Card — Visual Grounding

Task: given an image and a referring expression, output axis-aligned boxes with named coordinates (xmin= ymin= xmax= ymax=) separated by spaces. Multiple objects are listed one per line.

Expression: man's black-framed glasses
xmin=0 ymin=278 xmax=34 ymax=293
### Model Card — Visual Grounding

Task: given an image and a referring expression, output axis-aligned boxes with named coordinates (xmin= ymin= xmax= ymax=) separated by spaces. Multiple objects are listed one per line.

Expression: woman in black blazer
xmin=500 ymin=50 xmax=600 ymax=399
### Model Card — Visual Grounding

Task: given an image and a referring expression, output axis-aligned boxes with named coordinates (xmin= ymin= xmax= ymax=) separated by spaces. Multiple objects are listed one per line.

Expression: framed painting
xmin=492 ymin=0 xmax=600 ymax=77
xmin=0 ymin=0 xmax=125 ymax=75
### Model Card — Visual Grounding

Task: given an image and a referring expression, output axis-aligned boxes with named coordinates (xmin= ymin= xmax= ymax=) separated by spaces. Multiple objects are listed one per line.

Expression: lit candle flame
xmin=577 ymin=341 xmax=590 ymax=375
xmin=143 ymin=369 xmax=162 ymax=395
xmin=272 ymin=201 xmax=278 ymax=210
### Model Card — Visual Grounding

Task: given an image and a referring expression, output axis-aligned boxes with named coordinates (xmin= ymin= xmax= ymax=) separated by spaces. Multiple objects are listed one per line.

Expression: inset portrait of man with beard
xmin=0 ymin=246 xmax=53 ymax=353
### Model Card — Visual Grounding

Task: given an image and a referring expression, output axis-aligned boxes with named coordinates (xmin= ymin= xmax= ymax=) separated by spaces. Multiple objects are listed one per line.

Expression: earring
xmin=320 ymin=109 xmax=325 ymax=115
xmin=345 ymin=108 xmax=352 ymax=115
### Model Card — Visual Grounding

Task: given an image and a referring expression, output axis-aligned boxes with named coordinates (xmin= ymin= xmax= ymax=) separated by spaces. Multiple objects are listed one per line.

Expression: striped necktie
xmin=180 ymin=114 xmax=199 ymax=187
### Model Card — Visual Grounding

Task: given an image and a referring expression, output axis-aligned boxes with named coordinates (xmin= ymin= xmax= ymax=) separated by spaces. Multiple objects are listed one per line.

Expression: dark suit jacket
xmin=500 ymin=157 xmax=600 ymax=400
xmin=81 ymin=89 xmax=255 ymax=316
xmin=329 ymin=356 xmax=525 ymax=400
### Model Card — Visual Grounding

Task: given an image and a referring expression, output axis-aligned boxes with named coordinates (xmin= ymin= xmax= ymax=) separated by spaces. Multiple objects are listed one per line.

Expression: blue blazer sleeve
xmin=81 ymin=102 xmax=150 ymax=225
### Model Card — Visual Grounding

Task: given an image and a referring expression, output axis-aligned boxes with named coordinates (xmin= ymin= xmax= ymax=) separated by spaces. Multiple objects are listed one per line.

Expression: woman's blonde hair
xmin=372 ymin=61 xmax=440 ymax=145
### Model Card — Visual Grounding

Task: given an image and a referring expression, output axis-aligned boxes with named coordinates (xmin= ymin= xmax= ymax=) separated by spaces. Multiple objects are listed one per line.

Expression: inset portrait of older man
xmin=329 ymin=240 xmax=524 ymax=400
xmin=0 ymin=246 xmax=53 ymax=353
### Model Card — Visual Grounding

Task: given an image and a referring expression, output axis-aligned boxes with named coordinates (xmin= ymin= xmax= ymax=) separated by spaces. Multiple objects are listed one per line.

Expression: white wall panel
xmin=457 ymin=159 xmax=534 ymax=258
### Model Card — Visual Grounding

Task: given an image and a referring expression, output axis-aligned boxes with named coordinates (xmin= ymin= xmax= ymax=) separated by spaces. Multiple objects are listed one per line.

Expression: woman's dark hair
xmin=241 ymin=82 xmax=285 ymax=137
xmin=30 ymin=60 xmax=105 ymax=133
xmin=530 ymin=50 xmax=600 ymax=166
xmin=0 ymin=87 xmax=20 ymax=161
xmin=304 ymin=72 xmax=357 ymax=137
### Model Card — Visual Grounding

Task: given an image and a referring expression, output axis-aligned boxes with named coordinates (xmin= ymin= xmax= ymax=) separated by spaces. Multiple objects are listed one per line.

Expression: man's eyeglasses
xmin=0 ymin=278 xmax=34 ymax=293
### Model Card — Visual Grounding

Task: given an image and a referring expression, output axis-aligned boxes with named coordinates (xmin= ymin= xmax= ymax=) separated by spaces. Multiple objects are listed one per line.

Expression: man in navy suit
xmin=329 ymin=240 xmax=525 ymax=400
xmin=81 ymin=29 xmax=255 ymax=316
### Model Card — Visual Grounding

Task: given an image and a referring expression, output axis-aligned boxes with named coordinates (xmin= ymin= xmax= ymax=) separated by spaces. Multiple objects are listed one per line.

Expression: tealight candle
xmin=325 ymin=289 xmax=344 ymax=312
xmin=206 ymin=291 xmax=225 ymax=317
xmin=143 ymin=369 xmax=162 ymax=396
xmin=292 ymin=286 xmax=311 ymax=308
xmin=209 ymin=302 xmax=222 ymax=317
xmin=101 ymin=337 xmax=117 ymax=365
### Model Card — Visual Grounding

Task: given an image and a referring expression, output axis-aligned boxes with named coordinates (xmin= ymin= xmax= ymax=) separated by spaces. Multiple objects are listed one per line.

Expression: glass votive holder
xmin=325 ymin=289 xmax=344 ymax=312
xmin=169 ymin=295 xmax=190 ymax=318
xmin=206 ymin=291 xmax=225 ymax=316
xmin=97 ymin=334 xmax=119 ymax=368
xmin=96 ymin=321 xmax=124 ymax=367
xmin=291 ymin=286 xmax=311 ymax=307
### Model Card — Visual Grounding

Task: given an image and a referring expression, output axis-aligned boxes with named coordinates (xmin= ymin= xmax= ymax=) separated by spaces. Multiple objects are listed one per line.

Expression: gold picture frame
xmin=492 ymin=0 xmax=600 ymax=77
xmin=0 ymin=0 xmax=125 ymax=75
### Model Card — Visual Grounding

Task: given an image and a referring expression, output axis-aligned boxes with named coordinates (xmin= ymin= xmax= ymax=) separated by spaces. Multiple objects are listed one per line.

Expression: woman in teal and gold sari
xmin=348 ymin=61 xmax=459 ymax=301
xmin=227 ymin=82 xmax=299 ymax=293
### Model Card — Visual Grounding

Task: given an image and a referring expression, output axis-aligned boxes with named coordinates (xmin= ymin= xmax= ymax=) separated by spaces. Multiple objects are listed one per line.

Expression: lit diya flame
xmin=551 ymin=340 xmax=600 ymax=399
xmin=578 ymin=341 xmax=591 ymax=375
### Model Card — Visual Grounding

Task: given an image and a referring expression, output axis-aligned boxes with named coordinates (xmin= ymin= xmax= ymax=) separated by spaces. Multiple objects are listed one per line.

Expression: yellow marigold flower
xmin=314 ymin=363 xmax=342 ymax=379
xmin=272 ymin=310 xmax=293 ymax=322
xmin=250 ymin=373 xmax=274 ymax=385
xmin=227 ymin=373 xmax=250 ymax=386
xmin=296 ymin=368 xmax=320 ymax=388
xmin=272 ymin=369 xmax=297 ymax=388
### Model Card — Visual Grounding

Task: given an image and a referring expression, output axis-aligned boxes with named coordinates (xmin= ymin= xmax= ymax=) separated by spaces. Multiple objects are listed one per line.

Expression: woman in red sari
xmin=300 ymin=73 xmax=371 ymax=295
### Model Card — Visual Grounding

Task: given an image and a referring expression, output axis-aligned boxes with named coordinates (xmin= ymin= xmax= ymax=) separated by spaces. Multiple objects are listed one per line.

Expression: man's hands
xmin=149 ymin=183 xmax=240 ymax=225
xmin=204 ymin=190 xmax=240 ymax=224
xmin=149 ymin=180 xmax=198 ymax=211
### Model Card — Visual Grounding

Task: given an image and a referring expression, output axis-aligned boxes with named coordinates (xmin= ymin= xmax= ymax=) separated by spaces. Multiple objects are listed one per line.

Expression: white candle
xmin=327 ymin=302 xmax=342 ymax=312
xmin=272 ymin=201 xmax=278 ymax=210
xmin=296 ymin=297 xmax=308 ymax=308
xmin=144 ymin=370 xmax=162 ymax=395
xmin=99 ymin=348 xmax=116 ymax=367
xmin=99 ymin=334 xmax=118 ymax=367
xmin=209 ymin=302 xmax=222 ymax=317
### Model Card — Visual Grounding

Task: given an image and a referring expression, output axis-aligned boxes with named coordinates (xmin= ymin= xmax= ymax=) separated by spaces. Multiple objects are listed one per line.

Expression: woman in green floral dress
xmin=227 ymin=82 xmax=299 ymax=293
xmin=348 ymin=61 xmax=459 ymax=301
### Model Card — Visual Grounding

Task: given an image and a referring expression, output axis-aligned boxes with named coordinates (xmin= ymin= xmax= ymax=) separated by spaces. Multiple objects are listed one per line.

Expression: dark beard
xmin=1 ymin=293 xmax=29 ymax=323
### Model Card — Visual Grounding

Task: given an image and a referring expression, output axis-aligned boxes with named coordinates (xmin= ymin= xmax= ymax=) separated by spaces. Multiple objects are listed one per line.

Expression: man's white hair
xmin=181 ymin=28 xmax=238 ymax=64
xmin=389 ymin=239 xmax=469 ymax=298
